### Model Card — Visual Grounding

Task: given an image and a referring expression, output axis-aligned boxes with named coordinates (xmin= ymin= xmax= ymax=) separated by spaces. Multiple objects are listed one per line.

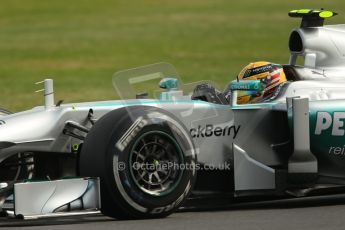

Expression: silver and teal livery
xmin=1 ymin=9 xmax=345 ymax=220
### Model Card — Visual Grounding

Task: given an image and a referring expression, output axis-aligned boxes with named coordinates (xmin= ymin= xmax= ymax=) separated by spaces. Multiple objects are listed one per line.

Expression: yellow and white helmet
xmin=235 ymin=61 xmax=287 ymax=104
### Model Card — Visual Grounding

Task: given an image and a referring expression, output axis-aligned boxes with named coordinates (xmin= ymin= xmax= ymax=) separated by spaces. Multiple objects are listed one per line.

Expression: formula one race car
xmin=1 ymin=9 xmax=345 ymax=220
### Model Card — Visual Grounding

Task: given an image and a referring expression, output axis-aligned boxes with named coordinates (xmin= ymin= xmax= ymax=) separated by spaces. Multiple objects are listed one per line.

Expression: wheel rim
xmin=128 ymin=131 xmax=184 ymax=196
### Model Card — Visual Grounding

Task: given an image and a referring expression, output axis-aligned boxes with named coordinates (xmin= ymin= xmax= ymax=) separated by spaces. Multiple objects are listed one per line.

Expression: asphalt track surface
xmin=2 ymin=194 xmax=345 ymax=230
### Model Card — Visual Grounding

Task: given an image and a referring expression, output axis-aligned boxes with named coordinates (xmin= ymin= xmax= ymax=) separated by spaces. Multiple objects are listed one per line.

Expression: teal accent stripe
xmin=76 ymin=99 xmax=278 ymax=110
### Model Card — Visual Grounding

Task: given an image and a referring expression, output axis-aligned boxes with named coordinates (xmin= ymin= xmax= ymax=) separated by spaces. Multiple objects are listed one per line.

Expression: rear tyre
xmin=79 ymin=106 xmax=197 ymax=219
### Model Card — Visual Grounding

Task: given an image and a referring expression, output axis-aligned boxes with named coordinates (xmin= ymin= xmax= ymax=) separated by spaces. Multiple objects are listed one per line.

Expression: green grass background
xmin=0 ymin=0 xmax=344 ymax=111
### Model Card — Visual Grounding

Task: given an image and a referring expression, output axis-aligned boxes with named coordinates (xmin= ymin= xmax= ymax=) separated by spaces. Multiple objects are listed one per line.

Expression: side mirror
xmin=159 ymin=78 xmax=178 ymax=90
xmin=229 ymin=80 xmax=263 ymax=92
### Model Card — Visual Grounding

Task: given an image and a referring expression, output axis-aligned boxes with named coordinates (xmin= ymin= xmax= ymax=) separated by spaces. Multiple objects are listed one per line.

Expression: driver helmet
xmin=233 ymin=61 xmax=287 ymax=104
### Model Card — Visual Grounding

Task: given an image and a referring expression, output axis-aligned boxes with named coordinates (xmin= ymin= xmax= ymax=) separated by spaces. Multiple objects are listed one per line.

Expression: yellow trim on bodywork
xmin=297 ymin=9 xmax=311 ymax=14
xmin=319 ymin=11 xmax=333 ymax=18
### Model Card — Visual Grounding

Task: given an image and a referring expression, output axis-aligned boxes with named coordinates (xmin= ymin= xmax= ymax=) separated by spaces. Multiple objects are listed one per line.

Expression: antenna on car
xmin=35 ymin=79 xmax=55 ymax=109
xmin=288 ymin=9 xmax=337 ymax=28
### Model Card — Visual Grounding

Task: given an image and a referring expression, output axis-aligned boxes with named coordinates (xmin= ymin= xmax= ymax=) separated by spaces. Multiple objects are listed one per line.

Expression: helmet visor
xmin=237 ymin=90 xmax=262 ymax=104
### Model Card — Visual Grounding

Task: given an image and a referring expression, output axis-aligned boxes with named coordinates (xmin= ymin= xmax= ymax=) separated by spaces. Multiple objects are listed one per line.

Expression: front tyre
xmin=79 ymin=106 xmax=197 ymax=219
